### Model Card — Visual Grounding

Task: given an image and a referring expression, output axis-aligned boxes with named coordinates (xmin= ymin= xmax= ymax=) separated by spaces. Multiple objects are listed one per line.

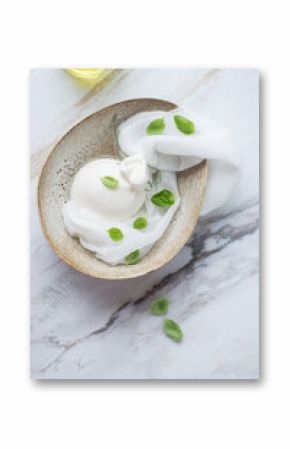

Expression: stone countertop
xmin=30 ymin=68 xmax=259 ymax=379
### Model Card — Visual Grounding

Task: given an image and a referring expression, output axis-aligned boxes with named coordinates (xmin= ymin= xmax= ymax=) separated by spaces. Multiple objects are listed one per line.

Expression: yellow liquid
xmin=66 ymin=68 xmax=112 ymax=82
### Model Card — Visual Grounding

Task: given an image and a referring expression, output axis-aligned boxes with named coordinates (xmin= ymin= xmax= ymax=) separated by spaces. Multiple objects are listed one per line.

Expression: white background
xmin=0 ymin=1 xmax=289 ymax=448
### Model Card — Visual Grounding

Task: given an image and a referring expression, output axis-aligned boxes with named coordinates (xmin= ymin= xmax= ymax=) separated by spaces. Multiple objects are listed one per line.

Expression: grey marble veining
xmin=30 ymin=68 xmax=259 ymax=379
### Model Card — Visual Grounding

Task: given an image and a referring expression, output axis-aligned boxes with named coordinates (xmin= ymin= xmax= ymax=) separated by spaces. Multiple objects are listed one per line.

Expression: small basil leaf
xmin=149 ymin=297 xmax=170 ymax=315
xmin=163 ymin=319 xmax=183 ymax=342
xmin=151 ymin=189 xmax=175 ymax=207
xmin=125 ymin=249 xmax=140 ymax=265
xmin=107 ymin=227 xmax=124 ymax=241
xmin=146 ymin=118 xmax=165 ymax=135
xmin=133 ymin=216 xmax=148 ymax=230
xmin=174 ymin=115 xmax=195 ymax=135
xmin=100 ymin=176 xmax=119 ymax=189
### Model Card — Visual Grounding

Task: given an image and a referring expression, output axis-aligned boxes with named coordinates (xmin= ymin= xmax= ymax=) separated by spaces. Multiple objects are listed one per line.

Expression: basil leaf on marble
xmin=125 ymin=249 xmax=140 ymax=265
xmin=174 ymin=115 xmax=195 ymax=135
xmin=107 ymin=227 xmax=124 ymax=241
xmin=133 ymin=216 xmax=148 ymax=230
xmin=100 ymin=176 xmax=119 ymax=189
xmin=146 ymin=118 xmax=165 ymax=135
xmin=151 ymin=189 xmax=175 ymax=207
xmin=163 ymin=319 xmax=183 ymax=342
xmin=149 ymin=297 xmax=170 ymax=315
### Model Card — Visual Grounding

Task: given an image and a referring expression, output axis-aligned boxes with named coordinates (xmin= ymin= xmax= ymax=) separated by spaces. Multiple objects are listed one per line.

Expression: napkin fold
xmin=118 ymin=107 xmax=240 ymax=215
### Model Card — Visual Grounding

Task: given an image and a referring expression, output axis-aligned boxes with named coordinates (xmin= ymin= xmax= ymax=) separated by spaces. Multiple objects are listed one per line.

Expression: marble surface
xmin=30 ymin=68 xmax=259 ymax=379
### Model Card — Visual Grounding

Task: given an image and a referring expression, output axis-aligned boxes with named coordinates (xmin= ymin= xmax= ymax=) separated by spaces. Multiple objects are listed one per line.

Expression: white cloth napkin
xmin=118 ymin=107 xmax=240 ymax=215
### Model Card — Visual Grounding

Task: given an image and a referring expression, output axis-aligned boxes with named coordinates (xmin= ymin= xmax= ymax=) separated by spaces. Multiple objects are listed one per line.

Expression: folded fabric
xmin=118 ymin=107 xmax=240 ymax=215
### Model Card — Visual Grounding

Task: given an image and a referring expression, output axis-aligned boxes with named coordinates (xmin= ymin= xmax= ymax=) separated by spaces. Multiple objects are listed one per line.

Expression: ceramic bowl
xmin=37 ymin=98 xmax=207 ymax=279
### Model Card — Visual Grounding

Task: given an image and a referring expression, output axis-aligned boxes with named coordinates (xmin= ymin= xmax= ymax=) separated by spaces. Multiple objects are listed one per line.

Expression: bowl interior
xmin=38 ymin=98 xmax=207 ymax=279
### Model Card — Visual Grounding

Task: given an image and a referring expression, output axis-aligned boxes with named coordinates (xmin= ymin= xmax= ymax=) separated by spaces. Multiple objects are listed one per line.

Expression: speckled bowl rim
xmin=37 ymin=98 xmax=207 ymax=279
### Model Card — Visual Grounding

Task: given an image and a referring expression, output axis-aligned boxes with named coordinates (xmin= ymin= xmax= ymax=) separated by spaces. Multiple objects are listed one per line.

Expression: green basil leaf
xmin=107 ymin=227 xmax=124 ymax=241
xmin=133 ymin=216 xmax=148 ymax=230
xmin=163 ymin=319 xmax=183 ymax=342
xmin=100 ymin=176 xmax=119 ymax=189
xmin=146 ymin=118 xmax=165 ymax=135
xmin=174 ymin=115 xmax=195 ymax=135
xmin=125 ymin=249 xmax=140 ymax=265
xmin=149 ymin=297 xmax=170 ymax=315
xmin=151 ymin=189 xmax=175 ymax=207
